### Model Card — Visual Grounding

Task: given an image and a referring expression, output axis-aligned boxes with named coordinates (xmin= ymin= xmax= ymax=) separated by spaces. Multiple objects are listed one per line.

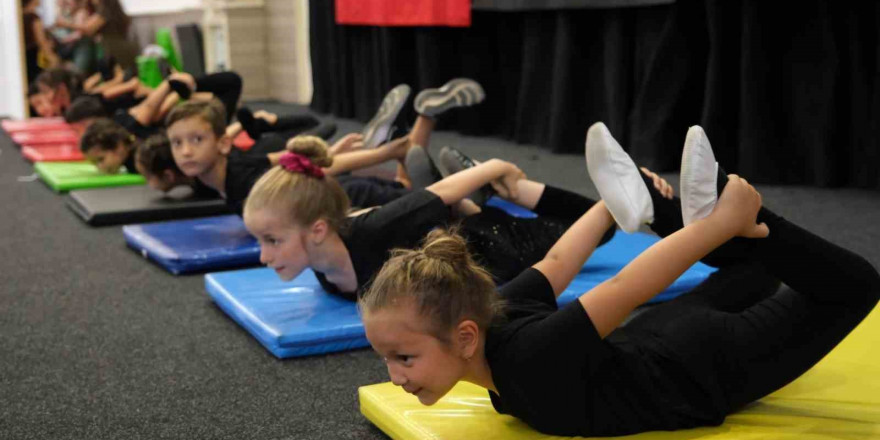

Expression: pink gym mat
xmin=21 ymin=144 xmax=84 ymax=162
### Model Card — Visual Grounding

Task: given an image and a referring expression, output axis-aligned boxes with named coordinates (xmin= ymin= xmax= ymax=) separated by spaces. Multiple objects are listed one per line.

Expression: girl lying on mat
xmin=242 ymin=131 xmax=651 ymax=300
xmin=358 ymin=123 xmax=879 ymax=437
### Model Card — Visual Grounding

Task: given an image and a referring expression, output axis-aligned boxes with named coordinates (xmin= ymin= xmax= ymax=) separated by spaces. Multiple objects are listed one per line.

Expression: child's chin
xmin=418 ymin=393 xmax=440 ymax=406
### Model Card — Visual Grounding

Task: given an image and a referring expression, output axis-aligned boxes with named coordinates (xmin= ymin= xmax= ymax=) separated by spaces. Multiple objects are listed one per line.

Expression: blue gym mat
xmin=205 ymin=232 xmax=716 ymax=358
xmin=485 ymin=197 xmax=537 ymax=218
xmin=123 ymin=215 xmax=260 ymax=275
xmin=557 ymin=232 xmax=716 ymax=305
xmin=206 ymin=268 xmax=368 ymax=358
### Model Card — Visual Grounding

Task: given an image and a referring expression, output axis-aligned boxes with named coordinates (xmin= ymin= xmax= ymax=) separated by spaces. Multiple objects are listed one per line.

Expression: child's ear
xmin=309 ymin=219 xmax=329 ymax=244
xmin=456 ymin=320 xmax=480 ymax=360
xmin=218 ymin=134 xmax=233 ymax=155
xmin=162 ymin=169 xmax=177 ymax=183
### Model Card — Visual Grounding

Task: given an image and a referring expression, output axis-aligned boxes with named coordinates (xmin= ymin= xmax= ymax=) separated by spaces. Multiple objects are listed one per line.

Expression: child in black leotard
xmin=242 ymin=137 xmax=618 ymax=301
xmin=358 ymin=123 xmax=879 ymax=437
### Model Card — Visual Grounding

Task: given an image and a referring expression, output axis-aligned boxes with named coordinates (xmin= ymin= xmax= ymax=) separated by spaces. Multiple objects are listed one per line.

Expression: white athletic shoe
xmin=362 ymin=84 xmax=411 ymax=149
xmin=585 ymin=122 xmax=654 ymax=233
xmin=414 ymin=78 xmax=485 ymax=118
xmin=680 ymin=126 xmax=720 ymax=226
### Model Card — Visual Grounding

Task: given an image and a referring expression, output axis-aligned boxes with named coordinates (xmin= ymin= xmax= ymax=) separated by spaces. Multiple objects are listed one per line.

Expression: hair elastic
xmin=279 ymin=152 xmax=325 ymax=178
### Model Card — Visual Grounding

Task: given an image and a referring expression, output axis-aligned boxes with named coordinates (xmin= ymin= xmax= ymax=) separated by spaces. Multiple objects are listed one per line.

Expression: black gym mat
xmin=65 ymin=185 xmax=231 ymax=226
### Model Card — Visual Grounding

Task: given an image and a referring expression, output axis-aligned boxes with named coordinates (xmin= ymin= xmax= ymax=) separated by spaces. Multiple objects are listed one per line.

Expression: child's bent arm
xmin=426 ymin=159 xmax=524 ymax=206
xmin=533 ymin=201 xmax=615 ymax=295
xmin=580 ymin=216 xmax=733 ymax=338
xmin=321 ymin=138 xmax=403 ymax=176
xmin=128 ymin=81 xmax=173 ymax=126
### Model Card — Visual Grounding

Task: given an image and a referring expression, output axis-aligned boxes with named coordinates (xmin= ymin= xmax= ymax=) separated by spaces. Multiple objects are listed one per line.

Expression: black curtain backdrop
xmin=310 ymin=0 xmax=880 ymax=189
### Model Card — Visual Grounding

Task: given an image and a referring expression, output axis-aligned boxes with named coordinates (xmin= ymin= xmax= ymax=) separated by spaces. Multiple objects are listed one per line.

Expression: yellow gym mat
xmin=360 ymin=307 xmax=880 ymax=439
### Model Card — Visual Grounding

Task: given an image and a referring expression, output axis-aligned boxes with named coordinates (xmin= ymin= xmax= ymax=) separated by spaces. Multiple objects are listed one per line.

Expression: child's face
xmin=29 ymin=93 xmax=57 ymax=117
xmin=85 ymin=142 xmax=128 ymax=174
xmin=136 ymin=163 xmax=186 ymax=193
xmin=244 ymin=208 xmax=312 ymax=282
xmin=363 ymin=303 xmax=468 ymax=406
xmin=35 ymin=83 xmax=69 ymax=117
xmin=167 ymin=117 xmax=227 ymax=178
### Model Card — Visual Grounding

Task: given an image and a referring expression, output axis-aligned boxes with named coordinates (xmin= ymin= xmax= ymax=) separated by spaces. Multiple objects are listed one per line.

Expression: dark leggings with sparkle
xmin=462 ymin=185 xmax=615 ymax=284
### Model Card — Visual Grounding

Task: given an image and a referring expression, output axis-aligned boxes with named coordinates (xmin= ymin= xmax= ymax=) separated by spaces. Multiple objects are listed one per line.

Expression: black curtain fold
xmin=310 ymin=0 xmax=879 ymax=189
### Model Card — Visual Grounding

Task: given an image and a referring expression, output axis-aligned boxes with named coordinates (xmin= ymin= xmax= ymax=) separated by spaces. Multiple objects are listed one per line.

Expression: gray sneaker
xmin=414 ymin=78 xmax=485 ymax=118
xmin=437 ymin=146 xmax=495 ymax=206
xmin=362 ymin=84 xmax=410 ymax=149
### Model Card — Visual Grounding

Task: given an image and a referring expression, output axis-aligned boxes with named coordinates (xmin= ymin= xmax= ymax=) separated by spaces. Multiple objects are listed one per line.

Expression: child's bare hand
xmin=714 ymin=174 xmax=769 ymax=238
xmin=329 ymin=133 xmax=364 ymax=156
xmin=168 ymin=72 xmax=195 ymax=91
xmin=253 ymin=110 xmax=278 ymax=125
xmin=490 ymin=162 xmax=526 ymax=200
xmin=639 ymin=167 xmax=674 ymax=199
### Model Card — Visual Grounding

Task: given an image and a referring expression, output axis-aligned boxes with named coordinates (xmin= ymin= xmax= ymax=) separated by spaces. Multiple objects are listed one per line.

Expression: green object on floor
xmin=155 ymin=28 xmax=184 ymax=72
xmin=34 ymin=161 xmax=145 ymax=193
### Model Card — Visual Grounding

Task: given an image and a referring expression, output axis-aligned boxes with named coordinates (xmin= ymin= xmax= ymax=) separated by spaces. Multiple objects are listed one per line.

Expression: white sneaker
xmin=414 ymin=78 xmax=485 ymax=118
xmin=585 ymin=122 xmax=653 ymax=233
xmin=680 ymin=125 xmax=720 ymax=226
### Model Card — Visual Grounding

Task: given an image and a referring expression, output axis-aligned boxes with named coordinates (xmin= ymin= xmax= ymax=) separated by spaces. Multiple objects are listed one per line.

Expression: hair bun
xmin=420 ymin=228 xmax=471 ymax=267
xmin=286 ymin=135 xmax=333 ymax=168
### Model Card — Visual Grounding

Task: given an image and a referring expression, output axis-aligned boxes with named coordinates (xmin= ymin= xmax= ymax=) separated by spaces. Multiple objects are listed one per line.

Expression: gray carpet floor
xmin=1 ymin=102 xmax=878 ymax=439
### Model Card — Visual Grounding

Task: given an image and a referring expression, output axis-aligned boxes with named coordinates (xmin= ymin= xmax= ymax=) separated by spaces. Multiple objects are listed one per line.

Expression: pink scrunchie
xmin=279 ymin=152 xmax=325 ymax=178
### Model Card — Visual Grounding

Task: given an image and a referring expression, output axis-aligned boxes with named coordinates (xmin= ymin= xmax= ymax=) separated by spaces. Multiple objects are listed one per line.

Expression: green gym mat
xmin=34 ymin=161 xmax=146 ymax=193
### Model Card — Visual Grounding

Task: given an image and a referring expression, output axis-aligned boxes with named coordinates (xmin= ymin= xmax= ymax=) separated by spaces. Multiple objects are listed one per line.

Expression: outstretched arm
xmin=426 ymin=159 xmax=525 ymax=206
xmin=579 ymin=175 xmax=769 ymax=338
xmin=532 ymin=201 xmax=615 ymax=295
xmin=321 ymin=136 xmax=406 ymax=176
xmin=327 ymin=133 xmax=364 ymax=157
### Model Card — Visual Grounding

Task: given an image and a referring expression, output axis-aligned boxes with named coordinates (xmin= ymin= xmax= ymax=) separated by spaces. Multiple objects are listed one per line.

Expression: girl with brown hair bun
xmin=359 ymin=124 xmax=879 ymax=437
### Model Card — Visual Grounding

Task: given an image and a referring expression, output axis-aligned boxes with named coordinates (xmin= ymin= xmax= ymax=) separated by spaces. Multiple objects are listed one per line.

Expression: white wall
xmin=0 ymin=0 xmax=27 ymax=119
xmin=121 ymin=0 xmax=202 ymax=15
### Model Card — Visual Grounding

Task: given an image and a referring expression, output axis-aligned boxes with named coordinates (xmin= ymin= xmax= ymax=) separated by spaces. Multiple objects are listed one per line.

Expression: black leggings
xmin=268 ymin=115 xmax=337 ymax=141
xmin=194 ymin=72 xmax=243 ymax=124
xmin=464 ymin=185 xmax=616 ymax=283
xmin=625 ymin=173 xmax=880 ymax=414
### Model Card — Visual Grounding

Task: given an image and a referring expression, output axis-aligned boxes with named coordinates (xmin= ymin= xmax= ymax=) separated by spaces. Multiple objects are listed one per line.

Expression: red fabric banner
xmin=335 ymin=0 xmax=471 ymax=27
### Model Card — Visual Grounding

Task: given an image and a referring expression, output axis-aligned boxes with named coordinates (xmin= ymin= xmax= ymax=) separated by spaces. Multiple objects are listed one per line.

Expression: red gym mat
xmin=21 ymin=144 xmax=84 ymax=162
xmin=10 ymin=130 xmax=79 ymax=146
xmin=1 ymin=118 xmax=70 ymax=134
